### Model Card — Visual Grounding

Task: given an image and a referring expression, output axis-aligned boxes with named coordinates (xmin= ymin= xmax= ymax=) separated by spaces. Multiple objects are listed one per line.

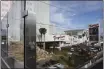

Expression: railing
xmin=1 ymin=49 xmax=8 ymax=58
xmin=88 ymin=57 xmax=103 ymax=69
xmin=1 ymin=48 xmax=12 ymax=69
xmin=1 ymin=48 xmax=24 ymax=69
xmin=1 ymin=57 xmax=11 ymax=69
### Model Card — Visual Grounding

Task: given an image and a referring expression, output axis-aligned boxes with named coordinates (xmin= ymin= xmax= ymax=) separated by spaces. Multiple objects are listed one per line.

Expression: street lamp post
xmin=71 ymin=32 xmax=72 ymax=46
xmin=53 ymin=35 xmax=56 ymax=53
xmin=6 ymin=12 xmax=9 ymax=57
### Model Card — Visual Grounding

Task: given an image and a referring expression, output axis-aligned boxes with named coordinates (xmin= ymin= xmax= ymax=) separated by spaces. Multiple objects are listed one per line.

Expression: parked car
xmin=89 ymin=47 xmax=98 ymax=52
xmin=48 ymin=65 xmax=57 ymax=69
xmin=47 ymin=63 xmax=65 ymax=69
xmin=68 ymin=52 xmax=72 ymax=55
xmin=54 ymin=63 xmax=64 ymax=69
xmin=78 ymin=48 xmax=81 ymax=52
xmin=93 ymin=49 xmax=98 ymax=52
xmin=94 ymin=42 xmax=103 ymax=47
xmin=70 ymin=48 xmax=74 ymax=52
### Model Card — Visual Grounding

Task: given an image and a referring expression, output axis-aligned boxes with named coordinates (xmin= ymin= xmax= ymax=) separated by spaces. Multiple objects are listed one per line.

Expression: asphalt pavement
xmin=90 ymin=60 xmax=103 ymax=69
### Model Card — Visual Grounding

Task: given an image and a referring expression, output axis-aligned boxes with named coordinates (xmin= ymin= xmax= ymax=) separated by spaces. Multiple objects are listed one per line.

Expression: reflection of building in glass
xmin=1 ymin=1 xmax=24 ymax=69
xmin=1 ymin=1 xmax=24 ymax=41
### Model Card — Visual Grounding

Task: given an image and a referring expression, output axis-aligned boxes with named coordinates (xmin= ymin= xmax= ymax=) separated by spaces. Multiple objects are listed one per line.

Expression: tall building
xmin=26 ymin=1 xmax=56 ymax=42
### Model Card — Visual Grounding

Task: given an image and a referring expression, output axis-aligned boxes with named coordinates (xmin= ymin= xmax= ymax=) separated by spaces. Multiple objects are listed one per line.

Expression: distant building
xmin=64 ymin=29 xmax=88 ymax=44
xmin=88 ymin=24 xmax=99 ymax=44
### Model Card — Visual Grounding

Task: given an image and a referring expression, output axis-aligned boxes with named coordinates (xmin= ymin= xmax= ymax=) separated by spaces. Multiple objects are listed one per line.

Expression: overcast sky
xmin=50 ymin=1 xmax=103 ymax=32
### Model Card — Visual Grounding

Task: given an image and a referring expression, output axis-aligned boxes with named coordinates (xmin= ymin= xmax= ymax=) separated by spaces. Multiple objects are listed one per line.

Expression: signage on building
xmin=89 ymin=24 xmax=99 ymax=28
xmin=53 ymin=35 xmax=65 ymax=40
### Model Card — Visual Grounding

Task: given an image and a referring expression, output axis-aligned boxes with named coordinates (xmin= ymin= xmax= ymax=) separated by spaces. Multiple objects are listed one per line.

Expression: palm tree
xmin=39 ymin=28 xmax=47 ymax=50
xmin=82 ymin=32 xmax=86 ymax=43
xmin=39 ymin=28 xmax=43 ymax=48
xmin=53 ymin=36 xmax=56 ymax=53
xmin=37 ymin=35 xmax=41 ymax=48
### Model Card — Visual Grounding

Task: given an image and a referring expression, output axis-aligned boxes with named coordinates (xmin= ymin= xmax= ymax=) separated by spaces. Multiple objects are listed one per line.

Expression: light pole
xmin=71 ymin=32 xmax=72 ymax=46
xmin=53 ymin=35 xmax=56 ymax=53
xmin=6 ymin=12 xmax=9 ymax=56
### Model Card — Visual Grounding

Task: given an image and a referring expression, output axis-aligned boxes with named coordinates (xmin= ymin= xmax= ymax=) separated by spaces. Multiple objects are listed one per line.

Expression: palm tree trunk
xmin=44 ymin=34 xmax=45 ymax=50
xmin=53 ymin=38 xmax=55 ymax=53
xmin=38 ymin=35 xmax=41 ymax=47
xmin=41 ymin=34 xmax=42 ymax=48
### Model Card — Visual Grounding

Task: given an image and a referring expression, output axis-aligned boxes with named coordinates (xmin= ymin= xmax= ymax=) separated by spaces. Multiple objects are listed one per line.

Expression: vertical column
xmin=0 ymin=1 xmax=1 ymax=68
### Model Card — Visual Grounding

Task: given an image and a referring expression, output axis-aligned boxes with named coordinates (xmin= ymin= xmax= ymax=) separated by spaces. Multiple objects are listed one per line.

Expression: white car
xmin=54 ymin=63 xmax=64 ymax=68
xmin=93 ymin=49 xmax=98 ymax=52
xmin=91 ymin=48 xmax=95 ymax=50
xmin=94 ymin=42 xmax=103 ymax=46
xmin=68 ymin=52 xmax=72 ymax=55
xmin=70 ymin=48 xmax=74 ymax=52
xmin=48 ymin=66 xmax=57 ymax=69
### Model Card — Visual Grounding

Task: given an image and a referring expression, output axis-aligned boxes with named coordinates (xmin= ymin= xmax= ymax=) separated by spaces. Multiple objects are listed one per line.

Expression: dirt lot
xmin=9 ymin=41 xmax=24 ymax=61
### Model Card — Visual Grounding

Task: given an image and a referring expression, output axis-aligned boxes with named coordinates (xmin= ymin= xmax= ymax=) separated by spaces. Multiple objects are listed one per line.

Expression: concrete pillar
xmin=0 ymin=1 xmax=1 ymax=67
xmin=0 ymin=7 xmax=1 ymax=68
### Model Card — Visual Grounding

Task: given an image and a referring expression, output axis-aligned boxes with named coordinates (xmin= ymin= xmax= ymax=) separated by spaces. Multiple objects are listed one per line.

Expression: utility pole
xmin=53 ymin=35 xmax=55 ymax=53
xmin=6 ymin=12 xmax=9 ymax=57
xmin=23 ymin=0 xmax=26 ymax=68
xmin=71 ymin=32 xmax=72 ymax=46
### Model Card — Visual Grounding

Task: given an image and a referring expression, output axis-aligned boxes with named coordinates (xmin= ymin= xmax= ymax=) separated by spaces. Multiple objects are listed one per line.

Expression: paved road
xmin=90 ymin=60 xmax=103 ymax=69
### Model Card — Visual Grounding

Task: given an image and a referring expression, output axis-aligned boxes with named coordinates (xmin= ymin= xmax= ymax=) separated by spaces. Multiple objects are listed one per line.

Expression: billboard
xmin=89 ymin=24 xmax=99 ymax=42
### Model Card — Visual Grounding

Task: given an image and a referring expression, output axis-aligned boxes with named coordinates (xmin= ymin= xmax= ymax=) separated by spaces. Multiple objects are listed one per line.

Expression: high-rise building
xmin=26 ymin=1 xmax=56 ymax=42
